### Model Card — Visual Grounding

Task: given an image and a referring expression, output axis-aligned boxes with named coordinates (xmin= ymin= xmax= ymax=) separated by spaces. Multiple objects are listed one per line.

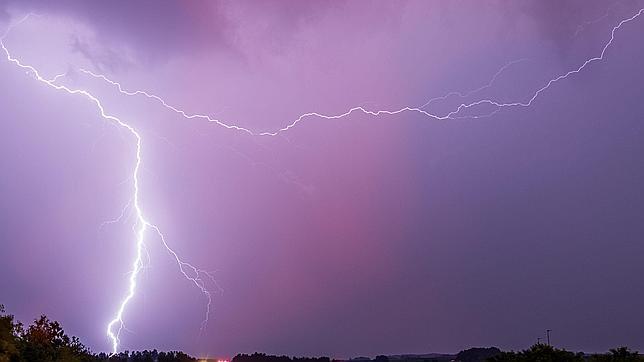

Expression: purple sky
xmin=2 ymin=0 xmax=644 ymax=358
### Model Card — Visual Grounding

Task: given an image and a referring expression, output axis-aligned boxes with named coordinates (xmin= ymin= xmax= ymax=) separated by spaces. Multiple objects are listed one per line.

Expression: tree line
xmin=488 ymin=343 xmax=643 ymax=362
xmin=233 ymin=352 xmax=330 ymax=362
xmin=3 ymin=303 xmax=644 ymax=362
xmin=0 ymin=304 xmax=194 ymax=361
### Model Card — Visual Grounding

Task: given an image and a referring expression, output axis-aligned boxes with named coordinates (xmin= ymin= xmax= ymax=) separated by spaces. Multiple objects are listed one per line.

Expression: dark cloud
xmin=0 ymin=0 xmax=353 ymax=64
xmin=1 ymin=0 xmax=231 ymax=60
xmin=519 ymin=0 xmax=643 ymax=57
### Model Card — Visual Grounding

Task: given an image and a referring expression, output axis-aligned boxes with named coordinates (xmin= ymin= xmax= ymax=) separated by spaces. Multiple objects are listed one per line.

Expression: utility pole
xmin=537 ymin=337 xmax=542 ymax=345
xmin=546 ymin=329 xmax=551 ymax=346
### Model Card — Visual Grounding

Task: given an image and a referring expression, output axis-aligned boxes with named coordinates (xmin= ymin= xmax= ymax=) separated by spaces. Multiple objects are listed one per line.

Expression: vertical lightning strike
xmin=1 ymin=14 xmax=215 ymax=355
xmin=105 ymin=134 xmax=146 ymax=354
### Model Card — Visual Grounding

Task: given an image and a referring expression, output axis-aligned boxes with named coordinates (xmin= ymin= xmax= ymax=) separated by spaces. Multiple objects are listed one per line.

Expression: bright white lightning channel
xmin=1 ymin=15 xmax=216 ymax=355
xmin=2 ymin=6 xmax=643 ymax=355
xmin=80 ymin=8 xmax=643 ymax=136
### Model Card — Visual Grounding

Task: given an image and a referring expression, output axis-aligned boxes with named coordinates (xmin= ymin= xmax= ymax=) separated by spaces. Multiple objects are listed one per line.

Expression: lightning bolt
xmin=572 ymin=1 xmax=622 ymax=38
xmin=1 ymin=14 xmax=217 ymax=355
xmin=78 ymin=8 xmax=643 ymax=137
xmin=2 ymin=5 xmax=643 ymax=356
xmin=417 ymin=57 xmax=530 ymax=109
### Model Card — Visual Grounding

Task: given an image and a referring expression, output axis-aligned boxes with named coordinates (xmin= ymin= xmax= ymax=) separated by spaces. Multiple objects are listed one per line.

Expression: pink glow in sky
xmin=2 ymin=0 xmax=644 ymax=358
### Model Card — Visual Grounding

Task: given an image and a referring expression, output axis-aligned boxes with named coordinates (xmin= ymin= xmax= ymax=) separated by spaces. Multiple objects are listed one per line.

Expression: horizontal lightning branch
xmin=78 ymin=8 xmax=643 ymax=137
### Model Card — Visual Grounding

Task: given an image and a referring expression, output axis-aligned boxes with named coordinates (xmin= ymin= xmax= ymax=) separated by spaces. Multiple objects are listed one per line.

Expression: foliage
xmin=487 ymin=344 xmax=584 ymax=362
xmin=3 ymin=303 xmax=644 ymax=362
xmin=0 ymin=304 xmax=22 ymax=362
xmin=233 ymin=352 xmax=330 ymax=362
xmin=486 ymin=344 xmax=644 ymax=362
xmin=0 ymin=304 xmax=197 ymax=361
xmin=589 ymin=347 xmax=642 ymax=362
xmin=456 ymin=347 xmax=501 ymax=362
xmin=95 ymin=350 xmax=196 ymax=361
xmin=19 ymin=314 xmax=90 ymax=362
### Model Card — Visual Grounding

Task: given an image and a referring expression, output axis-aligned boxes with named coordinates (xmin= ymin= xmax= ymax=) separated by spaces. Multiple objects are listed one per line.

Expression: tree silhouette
xmin=589 ymin=347 xmax=642 ymax=362
xmin=456 ymin=347 xmax=501 ymax=362
xmin=19 ymin=314 xmax=90 ymax=362
xmin=4 ymin=303 xmax=644 ymax=362
xmin=487 ymin=344 xmax=584 ymax=362
xmin=0 ymin=303 xmax=200 ymax=361
xmin=233 ymin=352 xmax=330 ymax=362
xmin=0 ymin=304 xmax=22 ymax=362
